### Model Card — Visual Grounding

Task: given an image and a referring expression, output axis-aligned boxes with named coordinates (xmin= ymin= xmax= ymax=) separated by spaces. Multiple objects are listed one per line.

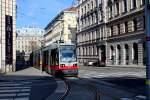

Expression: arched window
xmin=133 ymin=43 xmax=138 ymax=64
xmin=110 ymin=45 xmax=114 ymax=64
xmin=117 ymin=45 xmax=121 ymax=64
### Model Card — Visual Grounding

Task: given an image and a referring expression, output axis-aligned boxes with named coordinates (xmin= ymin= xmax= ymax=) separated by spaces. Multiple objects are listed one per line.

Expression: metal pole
xmin=145 ymin=0 xmax=150 ymax=99
xmin=40 ymin=48 xmax=42 ymax=73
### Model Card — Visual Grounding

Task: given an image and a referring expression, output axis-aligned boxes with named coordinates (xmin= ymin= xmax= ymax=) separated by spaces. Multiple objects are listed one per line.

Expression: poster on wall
xmin=5 ymin=15 xmax=13 ymax=64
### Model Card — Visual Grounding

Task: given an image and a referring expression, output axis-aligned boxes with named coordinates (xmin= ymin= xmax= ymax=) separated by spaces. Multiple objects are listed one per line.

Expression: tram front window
xmin=62 ymin=52 xmax=73 ymax=58
xmin=60 ymin=49 xmax=76 ymax=62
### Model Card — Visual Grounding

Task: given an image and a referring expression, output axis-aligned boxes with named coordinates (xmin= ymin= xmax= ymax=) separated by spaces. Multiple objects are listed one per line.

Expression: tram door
xmin=43 ymin=51 xmax=49 ymax=71
xmin=50 ymin=49 xmax=59 ymax=74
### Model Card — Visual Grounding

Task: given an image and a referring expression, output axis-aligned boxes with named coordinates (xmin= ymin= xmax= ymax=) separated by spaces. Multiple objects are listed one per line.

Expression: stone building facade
xmin=76 ymin=0 xmax=146 ymax=67
xmin=44 ymin=7 xmax=77 ymax=46
xmin=16 ymin=27 xmax=44 ymax=61
xmin=0 ymin=0 xmax=16 ymax=73
xmin=77 ymin=0 xmax=107 ymax=64
xmin=106 ymin=0 xmax=145 ymax=67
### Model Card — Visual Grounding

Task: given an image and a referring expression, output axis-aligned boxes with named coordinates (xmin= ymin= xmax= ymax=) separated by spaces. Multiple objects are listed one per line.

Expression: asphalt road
xmin=78 ymin=65 xmax=146 ymax=99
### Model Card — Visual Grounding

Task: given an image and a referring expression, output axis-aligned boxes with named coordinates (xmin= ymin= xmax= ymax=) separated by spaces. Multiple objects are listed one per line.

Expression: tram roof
xmin=43 ymin=43 xmax=75 ymax=51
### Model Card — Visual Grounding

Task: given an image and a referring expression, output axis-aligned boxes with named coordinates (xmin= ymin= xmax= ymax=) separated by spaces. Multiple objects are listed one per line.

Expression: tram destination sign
xmin=5 ymin=15 xmax=13 ymax=64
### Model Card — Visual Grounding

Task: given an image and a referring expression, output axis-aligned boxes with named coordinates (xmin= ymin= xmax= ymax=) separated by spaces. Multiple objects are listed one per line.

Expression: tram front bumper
xmin=62 ymin=69 xmax=78 ymax=75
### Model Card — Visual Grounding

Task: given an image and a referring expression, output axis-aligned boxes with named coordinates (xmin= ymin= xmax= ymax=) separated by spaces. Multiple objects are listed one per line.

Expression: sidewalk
xmin=0 ymin=67 xmax=49 ymax=81
xmin=0 ymin=67 xmax=60 ymax=100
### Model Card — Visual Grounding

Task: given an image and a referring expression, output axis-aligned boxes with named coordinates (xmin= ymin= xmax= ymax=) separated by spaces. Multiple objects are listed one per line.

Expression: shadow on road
xmin=92 ymin=76 xmax=146 ymax=96
xmin=16 ymin=61 xmax=31 ymax=71
xmin=0 ymin=75 xmax=57 ymax=100
xmin=66 ymin=76 xmax=146 ymax=100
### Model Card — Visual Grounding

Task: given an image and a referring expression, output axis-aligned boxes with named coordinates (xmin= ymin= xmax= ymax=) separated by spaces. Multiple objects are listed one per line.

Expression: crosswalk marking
xmin=80 ymin=70 xmax=146 ymax=78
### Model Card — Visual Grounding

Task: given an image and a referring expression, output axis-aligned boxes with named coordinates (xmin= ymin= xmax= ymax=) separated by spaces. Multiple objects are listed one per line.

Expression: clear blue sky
xmin=16 ymin=0 xmax=75 ymax=29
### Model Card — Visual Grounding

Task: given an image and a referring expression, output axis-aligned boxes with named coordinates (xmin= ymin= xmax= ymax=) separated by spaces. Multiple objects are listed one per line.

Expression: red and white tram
xmin=33 ymin=43 xmax=79 ymax=76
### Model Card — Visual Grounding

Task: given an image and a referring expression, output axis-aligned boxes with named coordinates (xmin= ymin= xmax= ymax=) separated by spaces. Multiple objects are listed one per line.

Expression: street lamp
xmin=145 ymin=0 xmax=150 ymax=99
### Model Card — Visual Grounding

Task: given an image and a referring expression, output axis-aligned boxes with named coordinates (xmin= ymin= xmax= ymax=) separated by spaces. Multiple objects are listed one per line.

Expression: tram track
xmin=58 ymin=78 xmax=70 ymax=100
xmin=58 ymin=77 xmax=133 ymax=100
xmin=59 ymin=77 xmax=100 ymax=100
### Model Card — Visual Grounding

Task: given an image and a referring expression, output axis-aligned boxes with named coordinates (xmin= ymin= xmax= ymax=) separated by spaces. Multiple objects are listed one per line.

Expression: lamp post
xmin=145 ymin=0 xmax=150 ymax=99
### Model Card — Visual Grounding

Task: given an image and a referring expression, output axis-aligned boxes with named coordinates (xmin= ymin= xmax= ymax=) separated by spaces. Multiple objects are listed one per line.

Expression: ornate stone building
xmin=0 ymin=0 xmax=16 ymax=72
xmin=16 ymin=27 xmax=44 ymax=61
xmin=44 ymin=7 xmax=77 ymax=46
xmin=76 ymin=0 xmax=146 ymax=67
xmin=106 ymin=0 xmax=145 ymax=67
xmin=77 ymin=0 xmax=107 ymax=64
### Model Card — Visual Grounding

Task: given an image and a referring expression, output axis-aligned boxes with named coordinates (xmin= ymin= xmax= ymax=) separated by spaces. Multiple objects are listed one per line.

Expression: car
xmin=88 ymin=61 xmax=94 ymax=66
xmin=84 ymin=61 xmax=94 ymax=66
xmin=92 ymin=60 xmax=105 ymax=67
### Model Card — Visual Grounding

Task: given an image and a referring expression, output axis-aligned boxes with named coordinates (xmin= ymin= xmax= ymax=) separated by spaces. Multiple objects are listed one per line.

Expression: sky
xmin=16 ymin=0 xmax=75 ymax=29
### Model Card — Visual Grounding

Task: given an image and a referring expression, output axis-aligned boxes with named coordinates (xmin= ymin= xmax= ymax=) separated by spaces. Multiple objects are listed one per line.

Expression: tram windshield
xmin=60 ymin=45 xmax=76 ymax=62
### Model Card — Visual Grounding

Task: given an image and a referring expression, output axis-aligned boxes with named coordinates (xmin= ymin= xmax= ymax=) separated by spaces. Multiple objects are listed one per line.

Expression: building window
xmin=117 ymin=24 xmax=120 ymax=34
xmin=81 ymin=8 xmax=83 ymax=15
xmin=110 ymin=26 xmax=113 ymax=36
xmin=84 ymin=6 xmax=87 ymax=14
xmin=91 ymin=1 xmax=94 ymax=10
xmin=133 ymin=19 xmax=137 ymax=31
xmin=88 ymin=4 xmax=90 ymax=11
xmin=141 ymin=0 xmax=145 ymax=6
xmin=92 ymin=15 xmax=94 ymax=25
xmin=143 ymin=16 xmax=145 ymax=29
xmin=123 ymin=0 xmax=127 ymax=12
xmin=124 ymin=22 xmax=128 ymax=33
xmin=132 ymin=0 xmax=136 ymax=9
xmin=109 ymin=6 xmax=112 ymax=18
xmin=116 ymin=2 xmax=119 ymax=15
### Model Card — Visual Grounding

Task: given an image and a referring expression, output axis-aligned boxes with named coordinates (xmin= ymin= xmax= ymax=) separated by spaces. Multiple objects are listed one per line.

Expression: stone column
xmin=98 ymin=46 xmax=102 ymax=61
xmin=106 ymin=44 xmax=110 ymax=65
xmin=121 ymin=44 xmax=125 ymax=65
xmin=138 ymin=43 xmax=143 ymax=66
xmin=129 ymin=43 xmax=133 ymax=65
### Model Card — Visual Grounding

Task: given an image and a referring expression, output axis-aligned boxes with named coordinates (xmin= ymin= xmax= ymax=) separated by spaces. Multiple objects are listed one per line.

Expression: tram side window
xmin=50 ymin=49 xmax=59 ymax=66
xmin=43 ymin=51 xmax=48 ymax=66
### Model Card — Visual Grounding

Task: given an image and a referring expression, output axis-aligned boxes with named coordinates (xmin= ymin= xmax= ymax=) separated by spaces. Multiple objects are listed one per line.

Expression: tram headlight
xmin=60 ymin=64 xmax=65 ymax=67
xmin=73 ymin=64 xmax=77 ymax=66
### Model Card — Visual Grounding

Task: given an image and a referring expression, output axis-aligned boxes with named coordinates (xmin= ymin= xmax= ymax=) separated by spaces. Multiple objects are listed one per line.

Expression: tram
xmin=33 ymin=43 xmax=79 ymax=76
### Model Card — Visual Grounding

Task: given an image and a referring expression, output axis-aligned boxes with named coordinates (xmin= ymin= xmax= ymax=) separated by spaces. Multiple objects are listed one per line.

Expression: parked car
xmin=84 ymin=61 xmax=94 ymax=66
xmin=92 ymin=60 xmax=105 ymax=67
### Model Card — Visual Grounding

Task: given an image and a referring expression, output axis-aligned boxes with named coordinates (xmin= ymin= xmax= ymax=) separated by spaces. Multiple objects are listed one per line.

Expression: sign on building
xmin=5 ymin=15 xmax=13 ymax=64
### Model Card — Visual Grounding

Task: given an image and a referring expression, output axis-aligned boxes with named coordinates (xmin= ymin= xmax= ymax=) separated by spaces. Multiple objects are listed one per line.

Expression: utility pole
xmin=145 ymin=0 xmax=150 ymax=99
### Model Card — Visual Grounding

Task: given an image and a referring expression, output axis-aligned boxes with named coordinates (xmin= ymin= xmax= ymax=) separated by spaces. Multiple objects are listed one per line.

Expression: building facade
xmin=44 ymin=7 xmax=77 ymax=46
xmin=16 ymin=27 xmax=44 ymax=61
xmin=106 ymin=0 xmax=145 ymax=67
xmin=77 ymin=0 xmax=146 ymax=67
xmin=0 ymin=0 xmax=16 ymax=73
xmin=77 ymin=0 xmax=107 ymax=64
